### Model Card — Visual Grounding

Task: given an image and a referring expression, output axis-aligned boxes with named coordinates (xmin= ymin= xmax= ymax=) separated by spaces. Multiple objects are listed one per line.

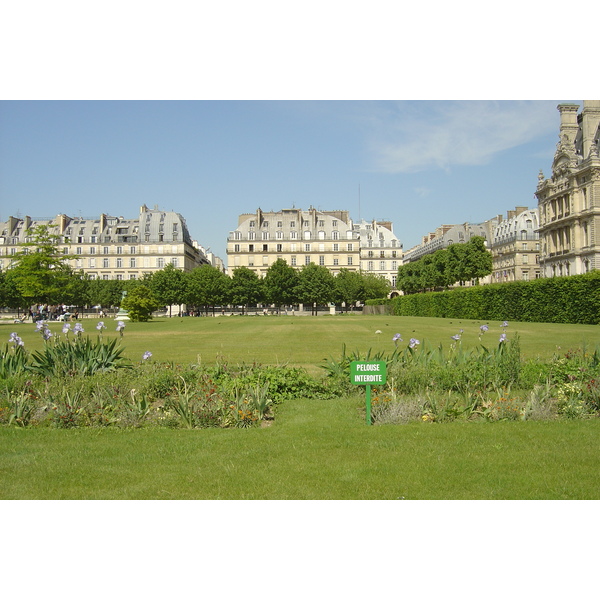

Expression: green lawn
xmin=3 ymin=313 xmax=600 ymax=371
xmin=2 ymin=314 xmax=600 ymax=499
xmin=2 ymin=394 xmax=599 ymax=499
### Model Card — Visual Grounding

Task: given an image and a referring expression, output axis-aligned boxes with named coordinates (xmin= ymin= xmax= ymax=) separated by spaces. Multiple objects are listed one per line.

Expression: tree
xmin=186 ymin=265 xmax=231 ymax=315
xmin=334 ymin=269 xmax=365 ymax=311
xmin=8 ymin=224 xmax=76 ymax=305
xmin=85 ymin=278 xmax=126 ymax=310
xmin=120 ymin=285 xmax=161 ymax=322
xmin=262 ymin=259 xmax=298 ymax=311
xmin=150 ymin=263 xmax=187 ymax=317
xmin=360 ymin=272 xmax=391 ymax=301
xmin=229 ymin=267 xmax=262 ymax=314
xmin=462 ymin=236 xmax=493 ymax=284
xmin=297 ymin=263 xmax=335 ymax=315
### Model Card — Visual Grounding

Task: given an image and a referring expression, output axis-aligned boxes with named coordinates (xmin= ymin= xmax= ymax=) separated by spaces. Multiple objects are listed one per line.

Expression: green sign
xmin=350 ymin=361 xmax=387 ymax=425
xmin=350 ymin=361 xmax=387 ymax=385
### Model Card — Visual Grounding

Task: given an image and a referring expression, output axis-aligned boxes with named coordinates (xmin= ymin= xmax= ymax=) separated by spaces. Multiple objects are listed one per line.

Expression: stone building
xmin=227 ymin=207 xmax=361 ymax=276
xmin=0 ymin=204 xmax=211 ymax=280
xmin=402 ymin=220 xmax=496 ymax=263
xmin=353 ymin=219 xmax=402 ymax=288
xmin=490 ymin=206 xmax=541 ymax=283
xmin=536 ymin=101 xmax=600 ymax=277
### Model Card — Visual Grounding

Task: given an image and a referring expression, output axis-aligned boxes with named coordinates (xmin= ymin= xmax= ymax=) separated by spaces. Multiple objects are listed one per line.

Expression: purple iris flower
xmin=142 ymin=351 xmax=152 ymax=361
xmin=409 ymin=338 xmax=420 ymax=349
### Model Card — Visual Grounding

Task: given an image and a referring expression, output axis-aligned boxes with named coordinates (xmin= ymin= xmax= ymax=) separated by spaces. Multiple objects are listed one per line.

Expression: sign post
xmin=350 ymin=361 xmax=387 ymax=425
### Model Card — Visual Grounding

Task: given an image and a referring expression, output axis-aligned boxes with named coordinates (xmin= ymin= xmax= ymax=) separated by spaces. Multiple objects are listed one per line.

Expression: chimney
xmin=581 ymin=100 xmax=600 ymax=158
xmin=557 ymin=103 xmax=580 ymax=148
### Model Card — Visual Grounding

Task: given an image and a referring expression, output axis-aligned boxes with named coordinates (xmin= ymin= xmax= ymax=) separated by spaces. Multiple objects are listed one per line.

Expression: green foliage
xmin=262 ymin=259 xmax=299 ymax=308
xmin=229 ymin=266 xmax=262 ymax=311
xmin=150 ymin=264 xmax=187 ymax=316
xmin=6 ymin=224 xmax=79 ymax=305
xmin=297 ymin=263 xmax=335 ymax=311
xmin=0 ymin=343 xmax=28 ymax=378
xmin=120 ymin=285 xmax=161 ymax=321
xmin=391 ymin=271 xmax=600 ymax=325
xmin=396 ymin=236 xmax=492 ymax=293
xmin=28 ymin=336 xmax=131 ymax=377
xmin=186 ymin=264 xmax=230 ymax=313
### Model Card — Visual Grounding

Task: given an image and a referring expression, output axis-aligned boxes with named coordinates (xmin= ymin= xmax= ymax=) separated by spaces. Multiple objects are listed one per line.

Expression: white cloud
xmin=365 ymin=101 xmax=559 ymax=173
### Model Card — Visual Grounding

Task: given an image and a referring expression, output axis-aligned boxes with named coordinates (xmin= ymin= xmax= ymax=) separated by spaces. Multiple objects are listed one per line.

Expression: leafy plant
xmin=28 ymin=336 xmax=131 ymax=377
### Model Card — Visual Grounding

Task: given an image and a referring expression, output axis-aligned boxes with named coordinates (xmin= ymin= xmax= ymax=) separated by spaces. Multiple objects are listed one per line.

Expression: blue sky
xmin=0 ymin=99 xmax=571 ymax=263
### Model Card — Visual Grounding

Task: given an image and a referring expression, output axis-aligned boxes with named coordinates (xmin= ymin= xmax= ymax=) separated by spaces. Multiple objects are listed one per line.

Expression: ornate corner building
xmin=0 ymin=204 xmax=211 ymax=279
xmin=536 ymin=101 xmax=600 ymax=277
xmin=490 ymin=207 xmax=541 ymax=282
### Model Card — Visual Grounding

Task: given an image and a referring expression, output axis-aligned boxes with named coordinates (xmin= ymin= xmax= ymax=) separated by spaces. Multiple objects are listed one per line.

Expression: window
xmin=234 ymin=244 xmax=240 ymax=252
xmin=276 ymin=244 xmax=283 ymax=252
xmin=157 ymin=258 xmax=165 ymax=268
xmin=304 ymin=231 xmax=311 ymax=240
xmin=234 ymin=231 xmax=241 ymax=240
xmin=291 ymin=256 xmax=297 ymax=266
xmin=392 ymin=261 xmax=397 ymax=271
xmin=347 ymin=256 xmax=353 ymax=266
xmin=305 ymin=255 xmax=311 ymax=265
xmin=262 ymin=244 xmax=268 ymax=252
xmin=380 ymin=261 xmax=386 ymax=271
xmin=262 ymin=232 xmax=269 ymax=240
xmin=276 ymin=231 xmax=283 ymax=239
xmin=290 ymin=221 xmax=296 ymax=228
xmin=290 ymin=243 xmax=296 ymax=252
xmin=305 ymin=244 xmax=311 ymax=252
xmin=76 ymin=247 xmax=82 ymax=254
xmin=290 ymin=231 xmax=297 ymax=240
xmin=172 ymin=258 xmax=178 ymax=268
xmin=130 ymin=246 xmax=136 ymax=254
xmin=277 ymin=221 xmax=283 ymax=228
xmin=249 ymin=244 xmax=254 ymax=252
xmin=333 ymin=258 xmax=339 ymax=266
xmin=332 ymin=231 xmax=339 ymax=240
xmin=116 ymin=258 xmax=123 ymax=268
xmin=90 ymin=247 xmax=96 ymax=255
xmin=116 ymin=274 xmax=123 ymax=281
xmin=347 ymin=244 xmax=353 ymax=251
xmin=103 ymin=247 xmax=109 ymax=254
xmin=130 ymin=258 xmax=136 ymax=268
xmin=318 ymin=231 xmax=325 ymax=240
xmin=89 ymin=258 xmax=96 ymax=268
xmin=129 ymin=274 xmax=136 ymax=280
xmin=319 ymin=256 xmax=325 ymax=265
xmin=368 ymin=261 xmax=374 ymax=271
xmin=262 ymin=221 xmax=269 ymax=228
xmin=103 ymin=258 xmax=110 ymax=268
xmin=333 ymin=243 xmax=339 ymax=252
xmin=332 ymin=220 xmax=337 ymax=227
xmin=249 ymin=220 xmax=255 ymax=228
xmin=249 ymin=232 xmax=256 ymax=240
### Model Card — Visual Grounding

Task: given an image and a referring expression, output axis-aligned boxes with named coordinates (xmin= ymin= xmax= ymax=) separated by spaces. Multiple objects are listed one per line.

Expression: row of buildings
xmin=0 ymin=204 xmax=223 ymax=281
xmin=1 ymin=101 xmax=599 ymax=292
xmin=397 ymin=100 xmax=600 ymax=285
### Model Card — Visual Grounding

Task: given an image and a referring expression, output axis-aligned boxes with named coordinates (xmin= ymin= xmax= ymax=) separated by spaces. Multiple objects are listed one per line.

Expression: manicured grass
xmin=3 ymin=314 xmax=600 ymax=372
xmin=3 ymin=314 xmax=600 ymax=499
xmin=1 ymin=393 xmax=599 ymax=499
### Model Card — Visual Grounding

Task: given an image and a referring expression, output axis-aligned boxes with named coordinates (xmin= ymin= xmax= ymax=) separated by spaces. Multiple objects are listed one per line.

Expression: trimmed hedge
xmin=389 ymin=271 xmax=600 ymax=325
